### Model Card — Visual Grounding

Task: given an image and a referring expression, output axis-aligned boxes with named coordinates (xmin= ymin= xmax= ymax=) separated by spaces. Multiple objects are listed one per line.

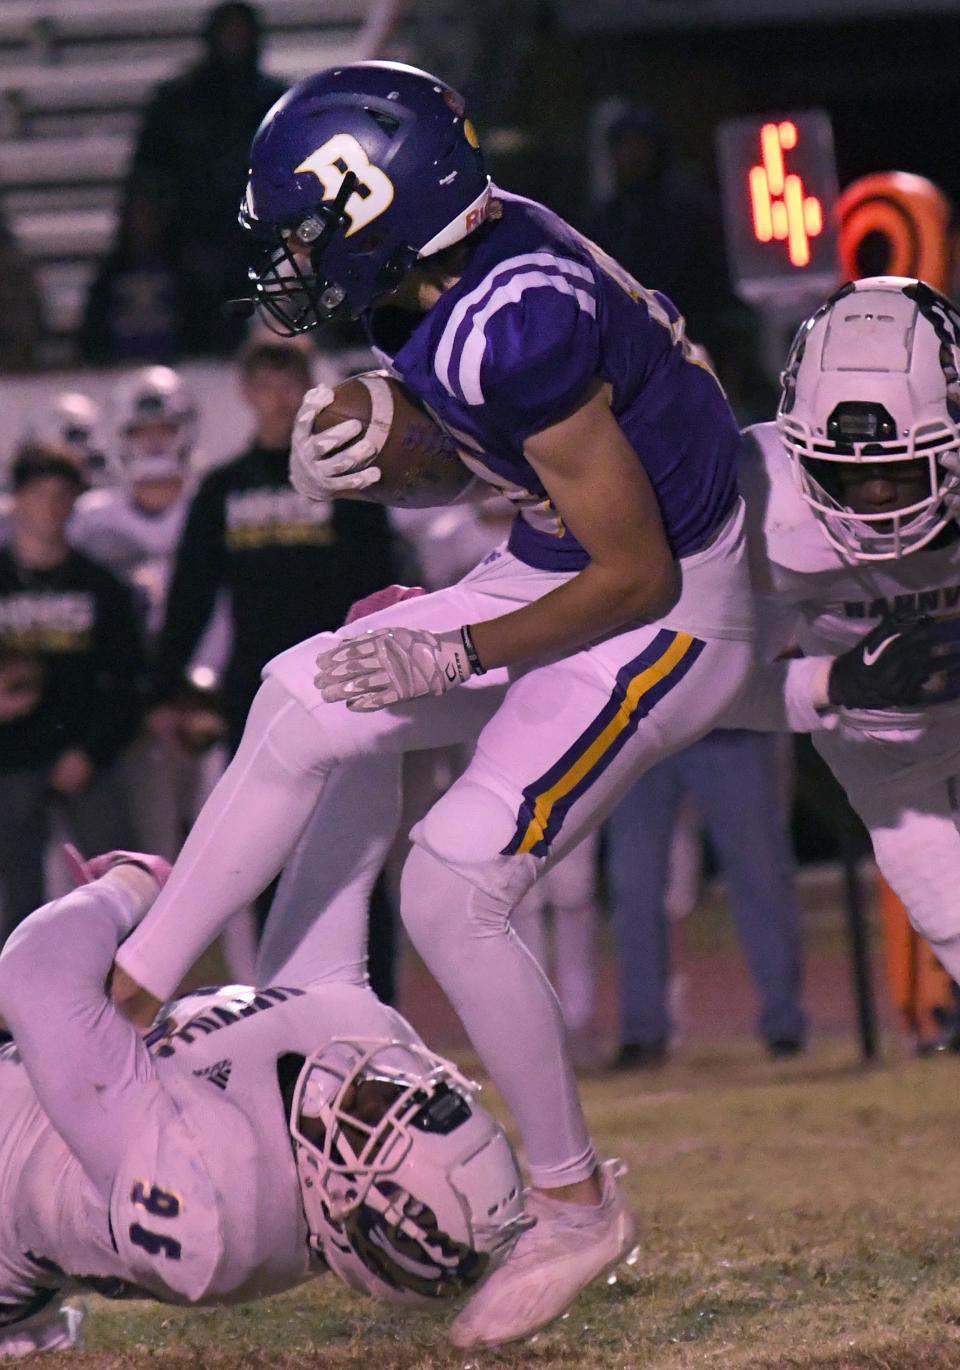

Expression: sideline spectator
xmin=78 ymin=176 xmax=186 ymax=365
xmin=0 ymin=206 xmax=43 ymax=371
xmin=0 ymin=448 xmax=143 ymax=937
xmin=586 ymin=105 xmax=737 ymax=365
xmin=605 ymin=729 xmax=807 ymax=1067
xmin=149 ymin=341 xmax=397 ymax=754
xmin=128 ymin=2 xmax=287 ymax=354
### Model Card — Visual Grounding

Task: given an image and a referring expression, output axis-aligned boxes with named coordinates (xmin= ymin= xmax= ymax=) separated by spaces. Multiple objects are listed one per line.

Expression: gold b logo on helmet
xmin=296 ymin=134 xmax=395 ymax=237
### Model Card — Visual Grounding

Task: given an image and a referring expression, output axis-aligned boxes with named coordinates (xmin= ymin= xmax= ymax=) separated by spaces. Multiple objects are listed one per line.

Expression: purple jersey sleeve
xmin=433 ymin=254 xmax=601 ymax=442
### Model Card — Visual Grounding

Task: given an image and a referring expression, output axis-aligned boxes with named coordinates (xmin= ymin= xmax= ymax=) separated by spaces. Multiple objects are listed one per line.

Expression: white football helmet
xmin=111 ymin=366 xmax=198 ymax=484
xmin=20 ymin=392 xmax=105 ymax=483
xmin=777 ymin=276 xmax=960 ymax=561
xmin=289 ymin=1038 xmax=526 ymax=1305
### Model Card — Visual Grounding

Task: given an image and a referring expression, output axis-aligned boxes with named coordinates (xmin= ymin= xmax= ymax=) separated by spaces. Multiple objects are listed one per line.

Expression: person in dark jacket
xmin=586 ymin=105 xmax=737 ymax=366
xmin=0 ymin=449 xmax=144 ymax=937
xmin=128 ymin=2 xmax=287 ymax=354
xmin=78 ymin=175 xmax=186 ymax=365
xmin=149 ymin=340 xmax=398 ymax=754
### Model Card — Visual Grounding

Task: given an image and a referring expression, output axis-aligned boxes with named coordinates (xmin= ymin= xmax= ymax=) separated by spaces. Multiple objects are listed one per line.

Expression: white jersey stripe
xmin=434 ymin=252 xmax=595 ymax=398
xmin=455 ymin=271 xmax=597 ymax=405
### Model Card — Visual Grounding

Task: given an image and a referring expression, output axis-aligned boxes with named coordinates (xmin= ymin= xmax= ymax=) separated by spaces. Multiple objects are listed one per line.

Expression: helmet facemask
xmin=242 ymin=172 xmax=370 ymax=332
xmin=777 ymin=278 xmax=960 ymax=562
xmin=288 ymin=1038 xmax=526 ymax=1304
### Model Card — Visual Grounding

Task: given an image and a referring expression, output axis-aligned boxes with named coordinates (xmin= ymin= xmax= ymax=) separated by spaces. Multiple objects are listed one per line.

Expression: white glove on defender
xmin=315 ymin=627 xmax=473 ymax=712
xmin=289 ymin=382 xmax=383 ymax=500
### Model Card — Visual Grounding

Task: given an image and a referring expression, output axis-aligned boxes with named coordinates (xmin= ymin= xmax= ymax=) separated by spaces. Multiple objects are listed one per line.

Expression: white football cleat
xmin=448 ymin=1159 xmax=637 ymax=1348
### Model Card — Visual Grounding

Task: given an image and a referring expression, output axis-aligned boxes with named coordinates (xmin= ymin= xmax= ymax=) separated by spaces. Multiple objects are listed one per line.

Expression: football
xmin=312 ymin=371 xmax=473 ymax=509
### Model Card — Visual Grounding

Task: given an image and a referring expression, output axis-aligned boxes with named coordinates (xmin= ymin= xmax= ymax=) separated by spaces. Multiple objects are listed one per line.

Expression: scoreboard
xmin=716 ymin=111 xmax=839 ymax=305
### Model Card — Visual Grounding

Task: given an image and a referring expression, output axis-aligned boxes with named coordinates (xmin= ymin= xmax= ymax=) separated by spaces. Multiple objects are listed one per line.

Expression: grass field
xmin=58 ymin=1040 xmax=960 ymax=1370
xmin=48 ymin=874 xmax=960 ymax=1369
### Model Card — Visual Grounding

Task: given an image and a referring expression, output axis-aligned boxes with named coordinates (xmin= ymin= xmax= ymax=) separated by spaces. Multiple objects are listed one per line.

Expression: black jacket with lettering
xmin=0 ymin=548 xmax=145 ymax=773
xmin=152 ymin=444 xmax=399 ymax=733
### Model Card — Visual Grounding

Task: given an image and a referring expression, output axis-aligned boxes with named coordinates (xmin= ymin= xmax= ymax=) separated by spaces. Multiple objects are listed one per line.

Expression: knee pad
xmin=410 ymin=780 xmax=538 ymax=910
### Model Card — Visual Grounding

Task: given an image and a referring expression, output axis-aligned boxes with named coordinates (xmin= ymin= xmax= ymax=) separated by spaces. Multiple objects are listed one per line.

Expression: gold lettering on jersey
xmin=0 ymin=592 xmax=95 ymax=645
xmin=0 ymin=628 xmax=92 ymax=653
xmin=225 ymin=489 xmax=336 ymax=551
xmin=227 ymin=523 xmax=336 ymax=551
xmin=576 ymin=229 xmax=725 ymax=390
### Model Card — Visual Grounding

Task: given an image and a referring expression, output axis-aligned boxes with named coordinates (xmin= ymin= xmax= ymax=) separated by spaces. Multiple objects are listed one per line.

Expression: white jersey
xmin=70 ymin=485 xmax=230 ymax=670
xmin=70 ymin=487 xmax=189 ymax=638
xmin=0 ymin=1047 xmax=120 ymax=1327
xmin=0 ymin=893 xmax=422 ymax=1321
xmin=735 ymin=422 xmax=960 ymax=789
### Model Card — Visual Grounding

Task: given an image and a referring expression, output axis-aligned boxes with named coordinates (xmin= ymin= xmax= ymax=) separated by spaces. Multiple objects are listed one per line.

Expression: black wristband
xmin=460 ymin=625 xmax=486 ymax=676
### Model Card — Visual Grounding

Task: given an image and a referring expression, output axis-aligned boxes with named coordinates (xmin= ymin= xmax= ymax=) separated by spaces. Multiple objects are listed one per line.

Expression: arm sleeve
xmin=151 ymin=474 xmax=228 ymax=703
xmin=0 ymin=868 xmax=160 ymax=1198
xmin=79 ymin=573 xmax=147 ymax=767
xmin=437 ymin=264 xmax=601 ymax=441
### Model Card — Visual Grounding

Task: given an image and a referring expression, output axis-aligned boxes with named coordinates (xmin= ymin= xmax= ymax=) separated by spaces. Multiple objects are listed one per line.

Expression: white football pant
xmin=816 ymin=729 xmax=960 ymax=982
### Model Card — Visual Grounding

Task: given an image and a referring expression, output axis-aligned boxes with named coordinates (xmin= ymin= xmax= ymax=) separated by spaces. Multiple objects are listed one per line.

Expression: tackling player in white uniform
xmin=0 ymin=850 xmax=524 ymax=1357
xmin=726 ymin=276 xmax=960 ymax=979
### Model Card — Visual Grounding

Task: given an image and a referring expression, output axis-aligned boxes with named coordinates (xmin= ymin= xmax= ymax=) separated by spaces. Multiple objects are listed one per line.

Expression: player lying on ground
xmin=108 ymin=59 xmax=755 ymax=1346
xmin=0 ymin=849 xmax=524 ymax=1358
xmin=724 ymin=276 xmax=960 ymax=978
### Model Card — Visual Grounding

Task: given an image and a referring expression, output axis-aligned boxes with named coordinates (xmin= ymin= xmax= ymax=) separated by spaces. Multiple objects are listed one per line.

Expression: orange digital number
xmin=748 ymin=121 xmax=824 ymax=268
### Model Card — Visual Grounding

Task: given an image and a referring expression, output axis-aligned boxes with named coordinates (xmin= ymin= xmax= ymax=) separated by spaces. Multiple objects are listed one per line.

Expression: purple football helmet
xmin=239 ymin=61 xmax=491 ymax=331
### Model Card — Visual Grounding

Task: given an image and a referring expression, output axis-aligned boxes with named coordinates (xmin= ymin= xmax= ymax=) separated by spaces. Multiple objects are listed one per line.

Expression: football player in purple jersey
xmin=110 ymin=62 xmax=755 ymax=1346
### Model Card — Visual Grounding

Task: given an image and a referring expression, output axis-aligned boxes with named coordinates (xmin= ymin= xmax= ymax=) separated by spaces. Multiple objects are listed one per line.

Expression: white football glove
xmin=289 ymin=382 xmax=383 ymax=500
xmin=315 ymin=626 xmax=474 ymax=712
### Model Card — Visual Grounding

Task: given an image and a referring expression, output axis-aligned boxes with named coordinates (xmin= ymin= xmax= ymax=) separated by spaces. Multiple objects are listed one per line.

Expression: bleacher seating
xmin=0 ymin=0 xmax=399 ymax=362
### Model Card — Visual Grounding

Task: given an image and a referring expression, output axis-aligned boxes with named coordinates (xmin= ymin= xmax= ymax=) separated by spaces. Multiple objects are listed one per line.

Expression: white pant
xmin=118 ymin=523 xmax=753 ymax=1187
xmin=512 ymin=831 xmax=601 ymax=1033
xmin=816 ymin=728 xmax=960 ymax=978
